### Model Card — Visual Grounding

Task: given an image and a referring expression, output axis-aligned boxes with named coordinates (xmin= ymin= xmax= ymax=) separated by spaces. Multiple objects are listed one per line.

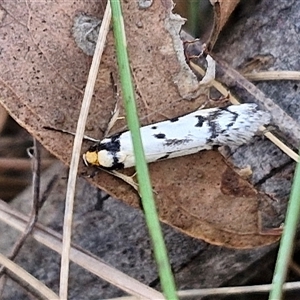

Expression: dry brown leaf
xmin=0 ymin=104 xmax=8 ymax=134
xmin=0 ymin=0 xmax=279 ymax=248
xmin=211 ymin=0 xmax=240 ymax=31
xmin=207 ymin=0 xmax=240 ymax=50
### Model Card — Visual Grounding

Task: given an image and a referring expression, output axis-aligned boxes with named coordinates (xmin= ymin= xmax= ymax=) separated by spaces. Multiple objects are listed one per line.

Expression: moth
xmin=83 ymin=103 xmax=270 ymax=170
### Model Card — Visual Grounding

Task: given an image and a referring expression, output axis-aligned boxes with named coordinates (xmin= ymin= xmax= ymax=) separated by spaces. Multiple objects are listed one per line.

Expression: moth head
xmin=83 ymin=150 xmax=100 ymax=167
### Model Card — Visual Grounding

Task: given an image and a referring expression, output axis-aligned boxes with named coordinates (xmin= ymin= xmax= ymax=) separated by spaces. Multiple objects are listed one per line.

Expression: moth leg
xmin=111 ymin=170 xmax=139 ymax=193
xmin=105 ymin=169 xmax=158 ymax=196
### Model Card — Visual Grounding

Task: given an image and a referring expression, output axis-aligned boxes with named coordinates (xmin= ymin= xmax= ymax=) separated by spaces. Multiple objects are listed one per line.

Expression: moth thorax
xmin=98 ymin=150 xmax=127 ymax=168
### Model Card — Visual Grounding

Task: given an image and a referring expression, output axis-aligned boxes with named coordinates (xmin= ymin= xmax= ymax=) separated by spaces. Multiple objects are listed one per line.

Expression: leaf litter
xmin=0 ymin=0 xmax=284 ymax=248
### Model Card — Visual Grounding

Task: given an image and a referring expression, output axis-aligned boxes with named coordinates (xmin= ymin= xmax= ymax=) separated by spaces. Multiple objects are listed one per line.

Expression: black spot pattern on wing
xmin=90 ymin=135 xmax=124 ymax=170
xmin=98 ymin=137 xmax=121 ymax=153
xmin=151 ymin=126 xmax=157 ymax=130
xmin=205 ymin=108 xmax=227 ymax=143
xmin=220 ymin=106 xmax=239 ymax=121
xmin=110 ymin=160 xmax=125 ymax=170
xmin=204 ymin=106 xmax=242 ymax=144
xmin=195 ymin=115 xmax=206 ymax=127
xmin=154 ymin=133 xmax=166 ymax=139
xmin=206 ymin=110 xmax=222 ymax=142
xmin=99 ymin=161 xmax=125 ymax=171
xmin=221 ymin=107 xmax=239 ymax=132
xmin=207 ymin=119 xmax=219 ymax=141
xmin=164 ymin=138 xmax=193 ymax=146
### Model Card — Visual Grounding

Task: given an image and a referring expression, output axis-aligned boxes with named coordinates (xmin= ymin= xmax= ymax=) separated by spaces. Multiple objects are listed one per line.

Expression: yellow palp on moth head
xmin=83 ymin=151 xmax=99 ymax=166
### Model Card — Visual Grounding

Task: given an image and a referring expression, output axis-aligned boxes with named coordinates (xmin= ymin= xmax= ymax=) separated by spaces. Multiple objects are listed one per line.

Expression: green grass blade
xmin=269 ymin=153 xmax=300 ymax=299
xmin=109 ymin=1 xmax=178 ymax=299
xmin=188 ymin=0 xmax=201 ymax=37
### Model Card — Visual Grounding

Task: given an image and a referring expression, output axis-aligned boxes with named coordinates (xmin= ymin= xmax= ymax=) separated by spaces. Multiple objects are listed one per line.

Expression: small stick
xmin=59 ymin=3 xmax=112 ymax=299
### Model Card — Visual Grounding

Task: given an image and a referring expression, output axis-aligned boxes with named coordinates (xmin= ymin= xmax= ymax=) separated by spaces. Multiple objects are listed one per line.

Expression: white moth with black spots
xmin=83 ymin=103 xmax=270 ymax=169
